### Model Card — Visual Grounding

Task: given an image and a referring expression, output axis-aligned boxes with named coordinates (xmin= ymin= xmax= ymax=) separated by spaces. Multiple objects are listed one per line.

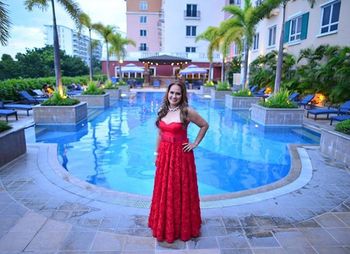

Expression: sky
xmin=0 ymin=0 xmax=127 ymax=58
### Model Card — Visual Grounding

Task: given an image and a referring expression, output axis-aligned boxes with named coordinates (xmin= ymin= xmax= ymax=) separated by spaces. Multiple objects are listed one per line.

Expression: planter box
xmin=118 ymin=86 xmax=130 ymax=98
xmin=199 ymin=86 xmax=213 ymax=95
xmin=225 ymin=95 xmax=262 ymax=109
xmin=33 ymin=102 xmax=87 ymax=125
xmin=105 ymin=89 xmax=121 ymax=99
xmin=73 ymin=93 xmax=110 ymax=108
xmin=320 ymin=129 xmax=350 ymax=165
xmin=210 ymin=89 xmax=232 ymax=100
xmin=251 ymin=104 xmax=304 ymax=126
xmin=0 ymin=127 xmax=26 ymax=167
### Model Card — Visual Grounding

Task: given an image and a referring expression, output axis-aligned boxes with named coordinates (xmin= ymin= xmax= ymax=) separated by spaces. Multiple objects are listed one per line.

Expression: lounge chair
xmin=253 ymin=87 xmax=269 ymax=98
xmin=153 ymin=80 xmax=160 ymax=88
xmin=288 ymin=92 xmax=299 ymax=102
xmin=249 ymin=85 xmax=258 ymax=93
xmin=18 ymin=91 xmax=47 ymax=104
xmin=0 ymin=109 xmax=18 ymax=122
xmin=330 ymin=114 xmax=350 ymax=125
xmin=298 ymin=94 xmax=315 ymax=109
xmin=1 ymin=101 xmax=33 ymax=116
xmin=307 ymin=100 xmax=350 ymax=120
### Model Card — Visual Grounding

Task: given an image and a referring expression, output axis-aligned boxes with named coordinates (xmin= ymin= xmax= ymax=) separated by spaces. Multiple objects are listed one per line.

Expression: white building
xmin=45 ymin=25 xmax=103 ymax=66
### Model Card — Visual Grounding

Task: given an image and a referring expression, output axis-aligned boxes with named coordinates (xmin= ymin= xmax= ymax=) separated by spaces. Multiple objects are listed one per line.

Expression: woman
xmin=148 ymin=81 xmax=209 ymax=243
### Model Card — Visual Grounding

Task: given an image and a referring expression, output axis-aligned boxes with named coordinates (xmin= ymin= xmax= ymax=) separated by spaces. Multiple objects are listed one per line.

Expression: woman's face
xmin=167 ymin=84 xmax=182 ymax=108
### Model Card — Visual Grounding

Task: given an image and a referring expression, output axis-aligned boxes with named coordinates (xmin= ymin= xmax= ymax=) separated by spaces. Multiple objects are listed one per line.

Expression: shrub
xmin=117 ymin=80 xmax=127 ymax=86
xmin=41 ymin=91 xmax=80 ymax=106
xmin=0 ymin=121 xmax=11 ymax=132
xmin=216 ymin=81 xmax=231 ymax=91
xmin=104 ymin=80 xmax=117 ymax=89
xmin=232 ymin=89 xmax=252 ymax=97
xmin=83 ymin=81 xmax=105 ymax=95
xmin=335 ymin=119 xmax=350 ymax=135
xmin=260 ymin=89 xmax=297 ymax=108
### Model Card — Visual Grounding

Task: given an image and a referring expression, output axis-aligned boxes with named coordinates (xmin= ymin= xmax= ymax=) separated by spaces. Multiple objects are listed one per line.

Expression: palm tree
xmin=25 ymin=0 xmax=82 ymax=96
xmin=0 ymin=1 xmax=11 ymax=46
xmin=108 ymin=32 xmax=135 ymax=80
xmin=223 ymin=0 xmax=282 ymax=87
xmin=79 ymin=12 xmax=94 ymax=81
xmin=93 ymin=23 xmax=116 ymax=81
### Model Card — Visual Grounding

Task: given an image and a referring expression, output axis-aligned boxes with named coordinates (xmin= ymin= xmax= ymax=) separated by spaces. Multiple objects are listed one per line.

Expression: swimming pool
xmin=29 ymin=92 xmax=320 ymax=196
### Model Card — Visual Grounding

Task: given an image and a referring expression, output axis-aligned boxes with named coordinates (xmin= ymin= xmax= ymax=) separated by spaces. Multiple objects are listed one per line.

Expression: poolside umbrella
xmin=179 ymin=64 xmax=207 ymax=75
xmin=116 ymin=63 xmax=145 ymax=79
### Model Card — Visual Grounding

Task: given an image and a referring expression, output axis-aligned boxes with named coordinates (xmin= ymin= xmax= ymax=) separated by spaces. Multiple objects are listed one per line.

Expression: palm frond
xmin=57 ymin=0 xmax=82 ymax=28
xmin=24 ymin=0 xmax=48 ymax=11
xmin=0 ymin=1 xmax=11 ymax=45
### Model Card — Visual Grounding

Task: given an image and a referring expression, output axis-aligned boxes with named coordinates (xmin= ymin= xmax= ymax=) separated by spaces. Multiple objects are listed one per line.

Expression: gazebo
xmin=139 ymin=55 xmax=191 ymax=86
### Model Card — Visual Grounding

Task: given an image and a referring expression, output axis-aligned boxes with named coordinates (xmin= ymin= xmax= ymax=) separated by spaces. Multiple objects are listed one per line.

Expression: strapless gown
xmin=148 ymin=120 xmax=201 ymax=243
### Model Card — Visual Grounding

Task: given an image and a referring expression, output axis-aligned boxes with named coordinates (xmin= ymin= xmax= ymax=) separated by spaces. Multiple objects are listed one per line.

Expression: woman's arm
xmin=183 ymin=107 xmax=209 ymax=152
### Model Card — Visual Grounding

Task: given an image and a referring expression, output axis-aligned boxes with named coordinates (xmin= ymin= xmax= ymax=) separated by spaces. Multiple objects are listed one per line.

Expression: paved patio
xmin=0 ymin=104 xmax=350 ymax=254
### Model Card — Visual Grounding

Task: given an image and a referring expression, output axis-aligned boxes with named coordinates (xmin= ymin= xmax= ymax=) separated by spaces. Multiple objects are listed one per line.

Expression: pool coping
xmin=40 ymin=142 xmax=315 ymax=209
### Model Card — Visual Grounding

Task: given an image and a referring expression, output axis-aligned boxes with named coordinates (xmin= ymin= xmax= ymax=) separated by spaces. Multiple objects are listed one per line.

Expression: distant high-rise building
xmin=44 ymin=25 xmax=102 ymax=66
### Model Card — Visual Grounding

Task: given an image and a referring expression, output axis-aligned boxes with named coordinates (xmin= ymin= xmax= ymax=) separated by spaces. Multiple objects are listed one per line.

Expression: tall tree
xmin=0 ymin=1 xmax=11 ymax=45
xmin=25 ymin=0 xmax=82 ymax=96
xmin=109 ymin=32 xmax=135 ymax=80
xmin=223 ymin=0 xmax=282 ymax=87
xmin=93 ymin=23 xmax=116 ymax=81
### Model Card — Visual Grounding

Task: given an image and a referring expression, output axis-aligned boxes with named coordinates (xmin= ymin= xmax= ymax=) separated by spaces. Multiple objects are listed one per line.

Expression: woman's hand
xmin=182 ymin=142 xmax=198 ymax=152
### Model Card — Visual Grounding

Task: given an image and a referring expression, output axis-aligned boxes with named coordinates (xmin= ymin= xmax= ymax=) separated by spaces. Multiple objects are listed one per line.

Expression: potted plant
xmin=117 ymin=80 xmax=130 ymax=98
xmin=33 ymin=91 xmax=87 ymax=125
xmin=0 ymin=121 xmax=26 ymax=167
xmin=104 ymin=80 xmax=121 ymax=99
xmin=72 ymin=81 xmax=110 ymax=108
xmin=320 ymin=119 xmax=350 ymax=165
xmin=211 ymin=81 xmax=232 ymax=100
xmin=225 ymin=88 xmax=262 ymax=109
xmin=250 ymin=89 xmax=304 ymax=126
xmin=199 ymin=80 xmax=215 ymax=95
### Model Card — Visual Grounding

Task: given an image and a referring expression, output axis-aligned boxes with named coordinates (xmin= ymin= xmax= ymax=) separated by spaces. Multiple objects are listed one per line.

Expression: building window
xmin=230 ymin=0 xmax=241 ymax=4
xmin=186 ymin=4 xmax=198 ymax=17
xmin=140 ymin=43 xmax=147 ymax=51
xmin=320 ymin=0 xmax=341 ymax=34
xmin=253 ymin=33 xmax=259 ymax=50
xmin=140 ymin=29 xmax=147 ymax=36
xmin=140 ymin=16 xmax=147 ymax=23
xmin=284 ymin=12 xmax=309 ymax=43
xmin=139 ymin=1 xmax=148 ymax=10
xmin=268 ymin=25 xmax=277 ymax=46
xmin=185 ymin=47 xmax=196 ymax=53
xmin=186 ymin=26 xmax=196 ymax=36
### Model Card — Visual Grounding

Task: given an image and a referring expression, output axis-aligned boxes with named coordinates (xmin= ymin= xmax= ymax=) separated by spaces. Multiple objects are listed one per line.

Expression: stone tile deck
xmin=0 ymin=104 xmax=350 ymax=253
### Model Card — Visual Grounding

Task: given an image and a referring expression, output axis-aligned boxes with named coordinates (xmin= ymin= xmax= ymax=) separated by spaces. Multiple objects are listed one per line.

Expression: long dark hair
xmin=156 ymin=82 xmax=189 ymax=128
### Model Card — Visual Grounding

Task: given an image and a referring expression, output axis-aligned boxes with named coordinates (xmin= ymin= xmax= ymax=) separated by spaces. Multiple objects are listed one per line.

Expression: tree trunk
xmin=208 ymin=62 xmax=212 ymax=81
xmin=274 ymin=2 xmax=287 ymax=94
xmin=89 ymin=28 xmax=93 ymax=81
xmin=221 ymin=57 xmax=225 ymax=82
xmin=51 ymin=0 xmax=63 ymax=96
xmin=106 ymin=41 xmax=110 ymax=80
xmin=243 ymin=41 xmax=249 ymax=89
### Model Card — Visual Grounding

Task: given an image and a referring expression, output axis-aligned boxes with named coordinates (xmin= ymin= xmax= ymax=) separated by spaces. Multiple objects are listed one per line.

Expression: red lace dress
xmin=148 ymin=120 xmax=201 ymax=243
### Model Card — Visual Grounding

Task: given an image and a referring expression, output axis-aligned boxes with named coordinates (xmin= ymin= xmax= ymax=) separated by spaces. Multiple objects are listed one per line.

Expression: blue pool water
xmin=29 ymin=92 xmax=320 ymax=196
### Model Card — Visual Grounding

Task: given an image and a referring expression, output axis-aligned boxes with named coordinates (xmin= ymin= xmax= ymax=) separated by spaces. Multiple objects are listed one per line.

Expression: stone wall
xmin=73 ymin=94 xmax=110 ymax=108
xmin=210 ymin=89 xmax=232 ymax=100
xmin=0 ymin=128 xmax=26 ymax=167
xmin=105 ymin=89 xmax=121 ymax=99
xmin=33 ymin=102 xmax=87 ymax=125
xmin=320 ymin=129 xmax=350 ymax=165
xmin=251 ymin=104 xmax=304 ymax=126
xmin=225 ymin=95 xmax=262 ymax=109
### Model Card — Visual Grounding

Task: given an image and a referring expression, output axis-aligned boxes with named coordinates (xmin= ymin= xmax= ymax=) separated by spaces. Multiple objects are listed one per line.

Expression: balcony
xmin=184 ymin=10 xmax=201 ymax=20
xmin=139 ymin=46 xmax=149 ymax=51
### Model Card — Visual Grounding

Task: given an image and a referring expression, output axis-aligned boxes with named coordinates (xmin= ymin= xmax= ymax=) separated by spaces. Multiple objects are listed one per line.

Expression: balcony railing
xmin=184 ymin=10 xmax=200 ymax=20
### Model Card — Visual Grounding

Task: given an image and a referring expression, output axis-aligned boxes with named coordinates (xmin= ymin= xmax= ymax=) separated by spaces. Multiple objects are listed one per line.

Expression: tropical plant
xmin=117 ymin=80 xmax=127 ymax=86
xmin=260 ymin=89 xmax=297 ymax=108
xmin=25 ymin=0 xmax=82 ymax=97
xmin=83 ymin=81 xmax=105 ymax=95
xmin=0 ymin=120 xmax=11 ymax=132
xmin=204 ymin=80 xmax=215 ymax=87
xmin=335 ymin=120 xmax=350 ymax=135
xmin=109 ymin=32 xmax=136 ymax=80
xmin=41 ymin=91 xmax=80 ymax=106
xmin=93 ymin=23 xmax=116 ymax=81
xmin=232 ymin=88 xmax=252 ymax=97
xmin=216 ymin=81 xmax=231 ymax=91
xmin=222 ymin=0 xmax=283 ymax=87
xmin=0 ymin=1 xmax=11 ymax=46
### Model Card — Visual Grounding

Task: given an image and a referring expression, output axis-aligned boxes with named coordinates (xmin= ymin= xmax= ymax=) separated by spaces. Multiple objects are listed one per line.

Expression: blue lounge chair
xmin=3 ymin=104 xmax=33 ymax=116
xmin=153 ymin=80 xmax=160 ymax=88
xmin=249 ymin=85 xmax=258 ymax=93
xmin=330 ymin=114 xmax=350 ymax=125
xmin=298 ymin=94 xmax=315 ymax=109
xmin=254 ymin=87 xmax=268 ymax=98
xmin=0 ymin=109 xmax=18 ymax=122
xmin=288 ymin=92 xmax=299 ymax=102
xmin=18 ymin=91 xmax=47 ymax=104
xmin=307 ymin=100 xmax=350 ymax=120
